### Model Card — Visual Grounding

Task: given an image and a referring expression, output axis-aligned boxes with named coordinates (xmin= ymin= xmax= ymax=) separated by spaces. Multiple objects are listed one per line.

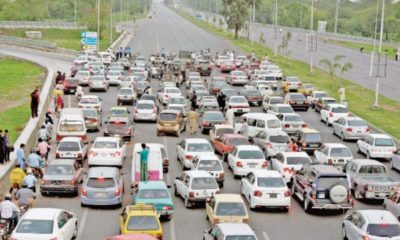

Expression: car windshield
xmin=330 ymin=147 xmax=352 ymax=157
xmin=83 ymin=109 xmax=97 ymax=118
xmin=191 ymin=177 xmax=218 ymax=190
xmin=108 ymin=71 xmax=120 ymax=76
xmin=269 ymin=135 xmax=291 ymax=143
xmin=46 ymin=165 xmax=73 ymax=175
xmin=127 ymin=216 xmax=159 ymax=231
xmin=238 ymin=150 xmax=264 ymax=159
xmin=332 ymin=107 xmax=348 ymax=113
xmin=245 ymin=90 xmax=260 ymax=96
xmin=317 ymin=176 xmax=348 ymax=189
xmin=92 ymin=76 xmax=104 ymax=81
xmin=197 ymin=160 xmax=222 ymax=171
xmin=160 ymin=113 xmax=178 ymax=121
xmin=289 ymin=94 xmax=305 ymax=100
xmin=139 ymin=189 xmax=169 ymax=199
xmin=233 ymin=71 xmax=246 ymax=76
xmin=137 ymin=103 xmax=154 ymax=109
xmin=187 ymin=143 xmax=212 ymax=152
xmin=230 ymin=97 xmax=246 ymax=103
xmin=304 ymin=133 xmax=322 ymax=142
xmin=86 ymin=178 xmax=115 ymax=188
xmin=286 ymin=157 xmax=311 ymax=165
xmin=278 ymin=106 xmax=294 ymax=113
xmin=359 ymin=165 xmax=386 ymax=174
xmin=285 ymin=115 xmax=303 ymax=122
xmin=226 ymin=236 xmax=256 ymax=240
xmin=80 ymin=98 xmax=98 ymax=104
xmin=348 ymin=120 xmax=367 ymax=127
xmin=58 ymin=141 xmax=80 ymax=151
xmin=263 ymin=76 xmax=275 ymax=81
xmin=215 ymin=128 xmax=234 ymax=136
xmin=170 ymin=98 xmax=185 ymax=105
xmin=375 ymin=138 xmax=395 ymax=147
xmin=59 ymin=121 xmax=84 ymax=132
xmin=258 ymin=177 xmax=286 ymax=188
xmin=16 ymin=220 xmax=53 ymax=234
xmin=204 ymin=112 xmax=224 ymax=121
xmin=76 ymin=71 xmax=89 ymax=77
xmin=366 ymin=224 xmax=400 ymax=237
xmin=267 ymin=120 xmax=281 ymax=129
xmin=93 ymin=141 xmax=117 ymax=149
xmin=119 ymin=89 xmax=133 ymax=95
xmin=110 ymin=109 xmax=127 ymax=117
xmin=216 ymin=202 xmax=246 ymax=216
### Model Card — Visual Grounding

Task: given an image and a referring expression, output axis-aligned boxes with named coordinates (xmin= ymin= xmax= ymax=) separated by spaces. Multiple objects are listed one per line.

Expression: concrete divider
xmin=107 ymin=31 xmax=129 ymax=53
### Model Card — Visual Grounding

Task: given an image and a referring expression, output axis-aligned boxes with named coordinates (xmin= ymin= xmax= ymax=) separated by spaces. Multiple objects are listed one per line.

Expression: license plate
xmin=309 ymin=144 xmax=318 ymax=148
xmin=248 ymin=163 xmax=258 ymax=168
xmin=269 ymin=193 xmax=277 ymax=198
xmin=52 ymin=181 xmax=62 ymax=185
xmin=124 ymin=96 xmax=128 ymax=99
xmin=237 ymin=109 xmax=243 ymax=112
xmin=101 ymin=153 xmax=108 ymax=157
xmin=292 ymin=125 xmax=299 ymax=128
xmin=318 ymin=193 xmax=326 ymax=199
xmin=95 ymin=192 xmax=107 ymax=198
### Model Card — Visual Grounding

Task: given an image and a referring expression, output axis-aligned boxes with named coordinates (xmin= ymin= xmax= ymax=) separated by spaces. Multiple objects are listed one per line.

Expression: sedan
xmin=75 ymin=70 xmax=91 ymax=86
xmin=200 ymin=111 xmax=226 ymax=134
xmin=158 ymin=87 xmax=182 ymax=105
xmin=332 ymin=117 xmax=370 ymax=141
xmin=177 ymin=138 xmax=214 ymax=170
xmin=209 ymin=124 xmax=234 ymax=143
xmin=78 ymin=95 xmax=102 ymax=112
xmin=214 ymin=134 xmax=250 ymax=161
xmin=240 ymin=89 xmax=262 ymax=106
xmin=314 ymin=143 xmax=353 ymax=169
xmin=117 ymin=87 xmax=136 ymax=105
xmin=134 ymin=100 xmax=158 ymax=122
xmin=392 ymin=148 xmax=400 ymax=171
xmin=83 ymin=108 xmax=102 ymax=132
xmin=227 ymin=145 xmax=267 ymax=178
xmin=280 ymin=113 xmax=307 ymax=135
xmin=267 ymin=104 xmax=294 ymax=116
xmin=270 ymin=152 xmax=312 ymax=184
xmin=320 ymin=103 xmax=349 ymax=126
xmin=89 ymin=75 xmax=109 ymax=92
xmin=284 ymin=93 xmax=309 ymax=111
xmin=251 ymin=130 xmax=292 ymax=159
xmin=88 ymin=137 xmax=126 ymax=168
xmin=55 ymin=137 xmax=88 ymax=163
xmin=226 ymin=96 xmax=250 ymax=114
xmin=106 ymin=70 xmax=123 ymax=86
xmin=104 ymin=107 xmax=134 ymax=141
xmin=227 ymin=70 xmax=249 ymax=85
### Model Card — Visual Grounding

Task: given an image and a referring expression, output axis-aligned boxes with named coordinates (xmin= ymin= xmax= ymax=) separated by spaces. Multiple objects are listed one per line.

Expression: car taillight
xmin=56 ymin=152 xmax=60 ymax=158
xmin=201 ymin=122 xmax=209 ymax=126
xmin=329 ymin=112 xmax=333 ymax=117
xmin=71 ymin=180 xmax=75 ymax=185
xmin=81 ymin=188 xmax=87 ymax=196
xmin=236 ymin=161 xmax=243 ymax=167
xmin=134 ymin=108 xmax=138 ymax=113
xmin=56 ymin=135 xmax=62 ymax=141
xmin=115 ymin=188 xmax=121 ymax=196
xmin=284 ymin=124 xmax=290 ymax=128
xmin=156 ymin=234 xmax=162 ymax=240
xmin=253 ymin=190 xmax=262 ymax=197
xmin=219 ymin=173 xmax=224 ymax=178
xmin=366 ymin=128 xmax=370 ymax=132
xmin=94 ymin=106 xmax=100 ymax=109
xmin=90 ymin=119 xmax=97 ymax=123
xmin=126 ymin=128 xmax=132 ymax=134
xmin=262 ymin=161 xmax=268 ymax=168
xmin=284 ymin=190 xmax=291 ymax=197
xmin=162 ymin=206 xmax=173 ymax=211
xmin=266 ymin=143 xmax=273 ymax=148
xmin=362 ymin=236 xmax=370 ymax=240
xmin=189 ymin=192 xmax=195 ymax=198
xmin=301 ymin=124 xmax=307 ymax=128
xmin=112 ymin=151 xmax=121 ymax=157
xmin=328 ymin=159 xmax=333 ymax=165
xmin=311 ymin=192 xmax=316 ymax=199
xmin=346 ymin=128 xmax=352 ymax=132
xmin=185 ymin=155 xmax=193 ymax=160
xmin=40 ymin=180 xmax=45 ymax=185
xmin=289 ymin=100 xmax=295 ymax=104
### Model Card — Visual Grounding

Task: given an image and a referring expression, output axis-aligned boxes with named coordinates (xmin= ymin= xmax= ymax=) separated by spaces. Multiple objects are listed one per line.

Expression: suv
xmin=292 ymin=128 xmax=323 ymax=154
xmin=291 ymin=164 xmax=353 ymax=213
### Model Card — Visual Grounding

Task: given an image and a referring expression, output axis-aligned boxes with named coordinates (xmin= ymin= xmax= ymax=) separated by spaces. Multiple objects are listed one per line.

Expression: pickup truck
xmin=344 ymin=159 xmax=399 ymax=200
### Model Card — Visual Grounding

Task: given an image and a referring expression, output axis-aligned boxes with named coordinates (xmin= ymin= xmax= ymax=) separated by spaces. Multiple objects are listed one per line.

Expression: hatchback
xmin=156 ymin=110 xmax=186 ymax=137
xmin=134 ymin=100 xmax=158 ymax=122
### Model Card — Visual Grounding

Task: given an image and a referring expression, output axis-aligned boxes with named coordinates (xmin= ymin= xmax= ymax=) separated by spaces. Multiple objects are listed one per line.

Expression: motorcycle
xmin=0 ymin=219 xmax=11 ymax=240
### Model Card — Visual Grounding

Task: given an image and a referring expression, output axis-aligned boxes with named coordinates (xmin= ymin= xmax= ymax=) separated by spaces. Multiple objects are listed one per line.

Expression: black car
xmin=199 ymin=111 xmax=226 ymax=134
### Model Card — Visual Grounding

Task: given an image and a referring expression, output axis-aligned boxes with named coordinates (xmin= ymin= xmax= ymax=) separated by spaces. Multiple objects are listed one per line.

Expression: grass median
xmin=174 ymin=8 xmax=400 ymax=140
xmin=0 ymin=57 xmax=45 ymax=142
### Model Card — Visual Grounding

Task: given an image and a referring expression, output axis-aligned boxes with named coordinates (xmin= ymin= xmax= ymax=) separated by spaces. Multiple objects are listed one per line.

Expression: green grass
xmin=0 ymin=58 xmax=45 ymax=143
xmin=327 ymin=40 xmax=398 ymax=60
xmin=175 ymin=9 xmax=400 ymax=140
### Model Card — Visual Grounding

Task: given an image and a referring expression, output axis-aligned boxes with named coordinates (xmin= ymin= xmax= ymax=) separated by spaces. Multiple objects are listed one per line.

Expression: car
xmin=262 ymin=96 xmax=284 ymax=112
xmin=252 ymin=69 xmax=269 ymax=80
xmin=40 ymin=159 xmax=83 ymax=196
xmin=342 ymin=210 xmax=400 ymax=240
xmin=88 ymin=137 xmax=127 ymax=167
xmin=140 ymin=94 xmax=157 ymax=104
xmin=261 ymin=75 xmax=278 ymax=90
xmin=227 ymin=70 xmax=249 ymax=85
xmin=210 ymin=81 xmax=229 ymax=95
xmin=215 ymin=55 xmax=229 ymax=67
xmin=344 ymin=159 xmax=399 ymax=200
xmin=209 ymin=124 xmax=234 ymax=143
xmin=167 ymin=96 xmax=187 ymax=110
xmin=89 ymin=74 xmax=109 ymax=92
xmin=291 ymin=164 xmax=353 ymax=213
xmin=191 ymin=154 xmax=224 ymax=187
xmin=240 ymin=89 xmax=262 ymax=106
xmin=214 ymin=134 xmax=250 ymax=160
xmin=226 ymin=96 xmax=250 ymax=114
xmin=241 ymin=170 xmax=291 ymax=210
xmin=74 ymin=70 xmax=91 ymax=86
xmin=314 ymin=143 xmax=353 ymax=169
xmin=220 ymin=88 xmax=239 ymax=99
xmin=279 ymin=113 xmax=307 ymax=135
xmin=133 ymin=181 xmax=174 ymax=221
xmin=357 ymin=133 xmax=396 ymax=160
xmin=264 ymin=65 xmax=283 ymax=80
xmin=205 ymin=194 xmax=249 ymax=225
xmin=119 ymin=204 xmax=163 ymax=238
xmin=156 ymin=110 xmax=186 ymax=137
xmin=266 ymin=103 xmax=294 ymax=116
xmin=384 ymin=191 xmax=400 ymax=221
xmin=10 ymin=208 xmax=78 ymax=240
xmin=133 ymin=100 xmax=158 ymax=122
xmin=78 ymin=95 xmax=102 ymax=112
xmin=104 ymin=107 xmax=135 ymax=141
xmin=158 ymin=87 xmax=182 ymax=105
xmin=81 ymin=167 xmax=124 ymax=207
xmin=220 ymin=60 xmax=236 ymax=73
xmin=174 ymin=170 xmax=220 ymax=208
xmin=134 ymin=81 xmax=150 ymax=98
xmin=315 ymin=97 xmax=337 ymax=113
xmin=203 ymin=223 xmax=258 ymax=240
xmin=55 ymin=137 xmax=88 ymax=163
xmin=83 ymin=108 xmax=102 ymax=131
xmin=63 ymin=77 xmax=80 ymax=94
xmin=297 ymin=83 xmax=316 ymax=96
xmin=332 ymin=117 xmax=370 ymax=141
xmin=117 ymin=87 xmax=136 ymax=105
xmin=107 ymin=70 xmax=123 ymax=86
xmin=227 ymin=145 xmax=267 ymax=178
xmin=250 ymin=130 xmax=292 ymax=159
xmin=199 ymin=100 xmax=219 ymax=114
xmin=284 ymin=93 xmax=309 ymax=111
xmin=234 ymin=113 xmax=282 ymax=137
xmin=282 ymin=76 xmax=301 ymax=92
xmin=291 ymin=128 xmax=323 ymax=154
xmin=198 ymin=96 xmax=218 ymax=109
xmin=308 ymin=91 xmax=328 ymax=109
xmin=167 ymin=105 xmax=187 ymax=118
xmin=270 ymin=152 xmax=312 ymax=184
xmin=391 ymin=148 xmax=400 ymax=171
xmin=320 ymin=103 xmax=349 ymax=126
xmin=200 ymin=111 xmax=226 ymax=134
xmin=187 ymin=85 xmax=207 ymax=100
xmin=177 ymin=138 xmax=214 ymax=169
xmin=106 ymin=234 xmax=158 ymax=240
xmin=120 ymin=76 xmax=134 ymax=88
xmin=196 ymin=59 xmax=212 ymax=76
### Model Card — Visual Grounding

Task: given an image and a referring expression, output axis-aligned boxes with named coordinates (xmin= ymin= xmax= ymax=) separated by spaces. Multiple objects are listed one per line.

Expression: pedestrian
xmin=138 ymin=143 xmax=149 ymax=182
xmin=0 ymin=130 xmax=5 ymax=164
xmin=75 ymin=85 xmax=84 ymax=101
xmin=396 ymin=51 xmax=399 ymax=61
xmin=187 ymin=110 xmax=198 ymax=135
xmin=61 ymin=72 xmax=66 ymax=81
xmin=16 ymin=144 xmax=26 ymax=169
xmin=4 ymin=130 xmax=11 ymax=162
xmin=55 ymin=94 xmax=64 ymax=112
xmin=191 ymin=91 xmax=197 ymax=111
xmin=22 ymin=168 xmax=37 ymax=193
xmin=217 ymin=92 xmax=226 ymax=112
xmin=238 ymin=118 xmax=248 ymax=137
xmin=37 ymin=138 xmax=50 ymax=160
xmin=9 ymin=164 xmax=26 ymax=192
xmin=226 ymin=108 xmax=235 ymax=127
xmin=360 ymin=46 xmax=364 ymax=53
xmin=30 ymin=88 xmax=40 ymax=118
xmin=55 ymin=71 xmax=62 ymax=84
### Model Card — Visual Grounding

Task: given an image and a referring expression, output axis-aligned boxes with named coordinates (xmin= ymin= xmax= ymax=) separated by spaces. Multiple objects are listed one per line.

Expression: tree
xmin=319 ymin=54 xmax=353 ymax=88
xmin=278 ymin=31 xmax=292 ymax=59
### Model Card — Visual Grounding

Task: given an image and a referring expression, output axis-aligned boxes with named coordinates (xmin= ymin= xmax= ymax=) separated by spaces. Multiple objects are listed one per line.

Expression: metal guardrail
xmin=0 ymin=35 xmax=56 ymax=51
xmin=0 ymin=21 xmax=86 ymax=29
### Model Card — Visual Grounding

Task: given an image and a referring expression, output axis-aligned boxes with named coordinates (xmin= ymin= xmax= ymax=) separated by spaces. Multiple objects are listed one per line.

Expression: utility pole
xmin=374 ymin=0 xmax=386 ymax=109
xmin=74 ymin=0 xmax=77 ymax=21
xmin=97 ymin=0 xmax=101 ymax=52
xmin=120 ymin=0 xmax=123 ymax=22
xmin=251 ymin=0 xmax=255 ymax=45
xmin=334 ymin=0 xmax=340 ymax=38
xmin=110 ymin=0 xmax=113 ymax=44
xmin=370 ymin=0 xmax=380 ymax=77
xmin=273 ymin=0 xmax=278 ymax=56
xmin=309 ymin=0 xmax=315 ymax=73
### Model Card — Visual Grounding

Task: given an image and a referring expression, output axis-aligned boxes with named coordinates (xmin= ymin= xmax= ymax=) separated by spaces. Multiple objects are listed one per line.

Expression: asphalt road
xmin=29 ymin=3 xmax=400 ymax=240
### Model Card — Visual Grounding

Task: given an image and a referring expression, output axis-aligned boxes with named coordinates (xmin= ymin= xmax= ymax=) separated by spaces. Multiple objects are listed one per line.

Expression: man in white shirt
xmin=0 ymin=193 xmax=20 ymax=229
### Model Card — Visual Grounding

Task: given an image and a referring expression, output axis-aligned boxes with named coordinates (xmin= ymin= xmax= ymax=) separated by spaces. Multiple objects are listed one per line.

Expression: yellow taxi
xmin=297 ymin=83 xmax=316 ymax=96
xmin=205 ymin=194 xmax=249 ymax=225
xmin=282 ymin=76 xmax=302 ymax=93
xmin=119 ymin=203 xmax=163 ymax=239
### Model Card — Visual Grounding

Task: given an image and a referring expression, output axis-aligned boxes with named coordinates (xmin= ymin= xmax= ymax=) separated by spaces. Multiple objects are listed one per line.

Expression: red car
xmin=220 ymin=60 xmax=236 ymax=73
xmin=63 ymin=77 xmax=80 ymax=94
xmin=214 ymin=134 xmax=250 ymax=161
xmin=106 ymin=234 xmax=157 ymax=240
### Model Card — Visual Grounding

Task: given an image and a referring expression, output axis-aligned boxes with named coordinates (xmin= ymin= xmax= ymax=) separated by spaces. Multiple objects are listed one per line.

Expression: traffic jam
xmin=6 ymin=48 xmax=400 ymax=240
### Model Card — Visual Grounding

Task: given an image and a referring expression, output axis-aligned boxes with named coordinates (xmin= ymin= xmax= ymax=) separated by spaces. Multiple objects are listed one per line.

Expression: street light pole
xmin=374 ymin=0 xmax=385 ymax=109
xmin=334 ymin=0 xmax=340 ymax=38
xmin=110 ymin=0 xmax=113 ymax=44
xmin=97 ymin=0 xmax=101 ymax=52
xmin=120 ymin=0 xmax=123 ymax=22
xmin=251 ymin=0 xmax=255 ymax=45
xmin=273 ymin=0 xmax=278 ymax=56
xmin=370 ymin=0 xmax=380 ymax=77
xmin=74 ymin=0 xmax=77 ymax=21
xmin=310 ymin=0 xmax=314 ymax=73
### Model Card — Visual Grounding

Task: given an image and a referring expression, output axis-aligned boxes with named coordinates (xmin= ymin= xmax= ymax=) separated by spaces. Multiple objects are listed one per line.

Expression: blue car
xmin=133 ymin=181 xmax=174 ymax=221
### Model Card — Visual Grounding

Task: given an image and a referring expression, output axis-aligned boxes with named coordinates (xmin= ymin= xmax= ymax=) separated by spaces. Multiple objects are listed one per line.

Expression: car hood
xmin=105 ymin=123 xmax=130 ymax=132
xmin=43 ymin=175 xmax=74 ymax=181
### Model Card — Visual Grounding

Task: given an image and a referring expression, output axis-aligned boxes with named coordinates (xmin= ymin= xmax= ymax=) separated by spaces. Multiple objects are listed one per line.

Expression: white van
xmin=131 ymin=143 xmax=164 ymax=188
xmin=234 ymin=113 xmax=282 ymax=137
xmin=57 ymin=108 xmax=87 ymax=142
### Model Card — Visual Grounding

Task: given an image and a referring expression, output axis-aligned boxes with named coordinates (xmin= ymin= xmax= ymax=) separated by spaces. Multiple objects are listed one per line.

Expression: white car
xmin=266 ymin=103 xmax=294 ymax=116
xmin=133 ymin=100 xmax=157 ymax=122
xmin=167 ymin=96 xmax=187 ymax=110
xmin=106 ymin=70 xmax=123 ymax=86
xmin=215 ymin=55 xmax=229 ymax=67
xmin=252 ymin=69 xmax=269 ymax=80
xmin=88 ymin=137 xmax=126 ymax=167
xmin=332 ymin=117 xmax=370 ymax=141
xmin=177 ymin=138 xmax=214 ymax=170
xmin=174 ymin=170 xmax=219 ymax=208
xmin=280 ymin=113 xmax=307 ymax=135
xmin=191 ymin=154 xmax=224 ymax=187
xmin=314 ymin=143 xmax=353 ymax=169
xmin=391 ymin=148 xmax=400 ymax=171
xmin=11 ymin=208 xmax=78 ymax=240
xmin=307 ymin=91 xmax=328 ymax=108
xmin=209 ymin=124 xmax=234 ymax=143
xmin=158 ymin=87 xmax=182 ymax=105
xmin=251 ymin=130 xmax=291 ymax=159
xmin=78 ymin=95 xmax=102 ymax=112
xmin=227 ymin=145 xmax=267 ymax=178
xmin=74 ymin=70 xmax=91 ymax=86
xmin=270 ymin=152 xmax=312 ymax=183
xmin=241 ymin=170 xmax=291 ymax=210
xmin=203 ymin=223 xmax=258 ymax=240
xmin=56 ymin=137 xmax=87 ymax=162
xmin=357 ymin=133 xmax=396 ymax=160
xmin=227 ymin=70 xmax=249 ymax=85
xmin=262 ymin=96 xmax=284 ymax=112
xmin=342 ymin=210 xmax=400 ymax=240
xmin=262 ymin=75 xmax=278 ymax=90
xmin=226 ymin=96 xmax=250 ymax=114
xmin=117 ymin=87 xmax=136 ymax=105
xmin=384 ymin=190 xmax=400 ymax=220
xmin=264 ymin=65 xmax=283 ymax=80
xmin=89 ymin=75 xmax=108 ymax=92
xmin=320 ymin=103 xmax=349 ymax=126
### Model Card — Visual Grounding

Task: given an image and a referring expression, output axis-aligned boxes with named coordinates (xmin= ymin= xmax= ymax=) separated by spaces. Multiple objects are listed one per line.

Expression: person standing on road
xmin=191 ymin=91 xmax=197 ymax=111
xmin=217 ymin=92 xmax=226 ymax=112
xmin=187 ymin=110 xmax=198 ymax=135
xmin=0 ymin=130 xmax=5 ymax=164
xmin=16 ymin=144 xmax=26 ymax=169
xmin=138 ymin=143 xmax=149 ymax=182
xmin=226 ymin=108 xmax=235 ymax=127
xmin=55 ymin=71 xmax=62 ymax=84
xmin=37 ymin=138 xmax=50 ymax=161
xmin=30 ymin=88 xmax=40 ymax=118
xmin=9 ymin=164 xmax=25 ymax=193
xmin=15 ymin=183 xmax=35 ymax=208
xmin=4 ymin=130 xmax=10 ymax=162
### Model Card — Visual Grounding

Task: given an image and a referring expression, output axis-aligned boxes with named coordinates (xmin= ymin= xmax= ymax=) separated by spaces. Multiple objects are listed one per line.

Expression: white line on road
xmin=262 ymin=231 xmax=271 ymax=240
xmin=76 ymin=208 xmax=89 ymax=240
xmin=163 ymin=136 xmax=176 ymax=240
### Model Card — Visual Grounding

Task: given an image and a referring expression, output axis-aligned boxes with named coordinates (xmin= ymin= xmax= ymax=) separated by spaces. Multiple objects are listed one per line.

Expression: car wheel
xmin=303 ymin=196 xmax=311 ymax=213
xmin=342 ymin=226 xmax=348 ymax=240
xmin=174 ymin=185 xmax=179 ymax=197
xmin=184 ymin=197 xmax=191 ymax=208
xmin=80 ymin=203 xmax=86 ymax=207
xmin=72 ymin=223 xmax=78 ymax=239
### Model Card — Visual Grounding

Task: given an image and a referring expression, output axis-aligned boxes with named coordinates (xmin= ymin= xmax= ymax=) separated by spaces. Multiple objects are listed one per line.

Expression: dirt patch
xmin=0 ymin=99 xmax=23 ymax=112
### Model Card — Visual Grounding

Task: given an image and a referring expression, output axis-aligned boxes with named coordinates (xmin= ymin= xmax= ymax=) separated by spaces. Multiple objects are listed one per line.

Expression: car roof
xmin=160 ymin=109 xmax=180 ymax=114
xmin=48 ymin=159 xmax=76 ymax=165
xmin=110 ymin=107 xmax=128 ymax=111
xmin=118 ymin=87 xmax=133 ymax=91
xmin=184 ymin=170 xmax=212 ymax=177
xmin=241 ymin=113 xmax=277 ymax=119
xmin=23 ymin=208 xmax=61 ymax=220
xmin=274 ymin=104 xmax=292 ymax=107
xmin=280 ymin=152 xmax=309 ymax=157
xmin=235 ymin=145 xmax=261 ymax=151
xmin=349 ymin=159 xmax=384 ymax=166
xmin=251 ymin=170 xmax=282 ymax=178
xmin=327 ymin=103 xmax=347 ymax=108
xmin=138 ymin=181 xmax=167 ymax=189
xmin=88 ymin=167 xmax=118 ymax=178
xmin=60 ymin=137 xmax=82 ymax=142
xmin=186 ymin=138 xmax=210 ymax=143
xmin=222 ymin=134 xmax=247 ymax=139
xmin=94 ymin=137 xmax=120 ymax=142
xmin=308 ymin=164 xmax=343 ymax=174
xmin=196 ymin=154 xmax=220 ymax=161
xmin=358 ymin=210 xmax=398 ymax=224
xmin=81 ymin=95 xmax=99 ymax=99
xmin=107 ymin=234 xmax=158 ymax=240
xmin=322 ymin=143 xmax=348 ymax=148
xmin=217 ymin=223 xmax=255 ymax=236
xmin=214 ymin=194 xmax=243 ymax=202
xmin=367 ymin=133 xmax=392 ymax=139
xmin=137 ymin=100 xmax=155 ymax=104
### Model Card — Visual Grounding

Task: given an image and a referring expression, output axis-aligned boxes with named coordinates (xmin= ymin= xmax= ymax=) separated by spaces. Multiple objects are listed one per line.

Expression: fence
xmin=0 ymin=21 xmax=86 ymax=29
xmin=0 ymin=35 xmax=56 ymax=51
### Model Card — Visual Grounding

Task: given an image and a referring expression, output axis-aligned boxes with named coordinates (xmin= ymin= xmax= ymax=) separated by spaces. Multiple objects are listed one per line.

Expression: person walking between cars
xmin=23 ymin=168 xmax=37 ymax=193
xmin=30 ymin=88 xmax=40 ymax=118
xmin=4 ymin=130 xmax=11 ymax=162
xmin=16 ymin=183 xmax=35 ymax=208
xmin=55 ymin=71 xmax=62 ymax=84
xmin=16 ymin=144 xmax=26 ymax=170
xmin=191 ymin=91 xmax=197 ymax=111
xmin=217 ymin=92 xmax=226 ymax=112
xmin=55 ymin=94 xmax=64 ymax=112
xmin=138 ymin=143 xmax=149 ymax=182
xmin=226 ymin=108 xmax=235 ymax=127
xmin=187 ymin=110 xmax=199 ymax=135
xmin=9 ymin=164 xmax=25 ymax=194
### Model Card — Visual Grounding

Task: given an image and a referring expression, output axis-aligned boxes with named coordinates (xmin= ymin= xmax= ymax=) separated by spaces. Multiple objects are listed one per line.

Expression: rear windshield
xmin=191 ymin=177 xmax=218 ymax=190
xmin=166 ymin=88 xmax=180 ymax=94
xmin=187 ymin=143 xmax=212 ymax=152
xmin=80 ymin=98 xmax=98 ymax=104
xmin=139 ymin=189 xmax=169 ymax=199
xmin=330 ymin=147 xmax=352 ymax=157
xmin=204 ymin=112 xmax=224 ymax=121
xmin=304 ymin=133 xmax=322 ymax=142
xmin=286 ymin=157 xmax=311 ymax=165
xmin=16 ymin=220 xmax=53 ymax=234
xmin=137 ymin=103 xmax=154 ymax=109
xmin=66 ymin=79 xmax=79 ymax=84
xmin=238 ymin=150 xmax=264 ymax=159
xmin=46 ymin=165 xmax=73 ymax=175
xmin=119 ymin=89 xmax=133 ymax=95
xmin=83 ymin=109 xmax=97 ymax=118
xmin=215 ymin=128 xmax=234 ymax=136
xmin=348 ymin=120 xmax=367 ymax=127
xmin=315 ymin=93 xmax=328 ymax=98
xmin=317 ymin=176 xmax=348 ymax=189
xmin=258 ymin=177 xmax=286 ymax=188
xmin=267 ymin=120 xmax=281 ymax=129
xmin=289 ymin=94 xmax=305 ymax=100
xmin=216 ymin=202 xmax=246 ymax=216
xmin=332 ymin=107 xmax=348 ymax=113
xmin=228 ymin=138 xmax=250 ymax=146
xmin=245 ymin=90 xmax=260 ymax=96
xmin=366 ymin=224 xmax=400 ymax=237
xmin=359 ymin=165 xmax=386 ymax=174
xmin=226 ymin=236 xmax=256 ymax=240
xmin=110 ymin=109 xmax=127 ymax=117
xmin=170 ymin=98 xmax=185 ymax=105
xmin=270 ymin=98 xmax=284 ymax=104
xmin=278 ymin=106 xmax=294 ymax=113
xmin=87 ymin=178 xmax=115 ymax=188
xmin=127 ymin=216 xmax=159 ymax=231
xmin=58 ymin=141 xmax=80 ymax=151
xmin=375 ymin=138 xmax=395 ymax=147
xmin=285 ymin=115 xmax=303 ymax=122
xmin=230 ymin=97 xmax=246 ymax=103
xmin=93 ymin=141 xmax=117 ymax=149
xmin=197 ymin=160 xmax=222 ymax=171
xmin=269 ymin=135 xmax=291 ymax=143
xmin=160 ymin=113 xmax=178 ymax=121
xmin=59 ymin=121 xmax=84 ymax=132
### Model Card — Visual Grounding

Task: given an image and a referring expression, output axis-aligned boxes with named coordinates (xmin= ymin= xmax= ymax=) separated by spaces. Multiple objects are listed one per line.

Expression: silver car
xmin=280 ymin=113 xmax=307 ymax=135
xmin=332 ymin=117 xmax=370 ymax=141
xmin=133 ymin=100 xmax=157 ymax=122
xmin=106 ymin=70 xmax=123 ymax=86
xmin=117 ymin=87 xmax=136 ymax=105
xmin=89 ymin=75 xmax=108 ymax=92
xmin=251 ymin=130 xmax=291 ymax=159
xmin=75 ymin=70 xmax=91 ymax=86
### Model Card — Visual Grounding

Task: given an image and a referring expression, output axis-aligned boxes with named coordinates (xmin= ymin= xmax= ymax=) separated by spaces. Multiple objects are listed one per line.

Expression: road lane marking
xmin=76 ymin=208 xmax=89 ymax=240
xmin=163 ymin=136 xmax=176 ymax=240
xmin=262 ymin=231 xmax=271 ymax=240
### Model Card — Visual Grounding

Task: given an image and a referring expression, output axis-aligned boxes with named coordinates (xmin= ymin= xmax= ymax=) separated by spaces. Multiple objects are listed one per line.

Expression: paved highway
xmin=28 ymin=3 xmax=400 ymax=240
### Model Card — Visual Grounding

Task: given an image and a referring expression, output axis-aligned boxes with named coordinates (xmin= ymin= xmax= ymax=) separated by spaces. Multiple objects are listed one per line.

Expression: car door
xmin=177 ymin=140 xmax=186 ymax=161
xmin=175 ymin=173 xmax=186 ymax=196
xmin=56 ymin=211 xmax=71 ymax=239
xmin=357 ymin=137 xmax=368 ymax=154
xmin=242 ymin=172 xmax=255 ymax=199
xmin=228 ymin=148 xmax=238 ymax=168
xmin=246 ymin=118 xmax=257 ymax=137
xmin=393 ymin=149 xmax=400 ymax=170
xmin=255 ymin=119 xmax=266 ymax=135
